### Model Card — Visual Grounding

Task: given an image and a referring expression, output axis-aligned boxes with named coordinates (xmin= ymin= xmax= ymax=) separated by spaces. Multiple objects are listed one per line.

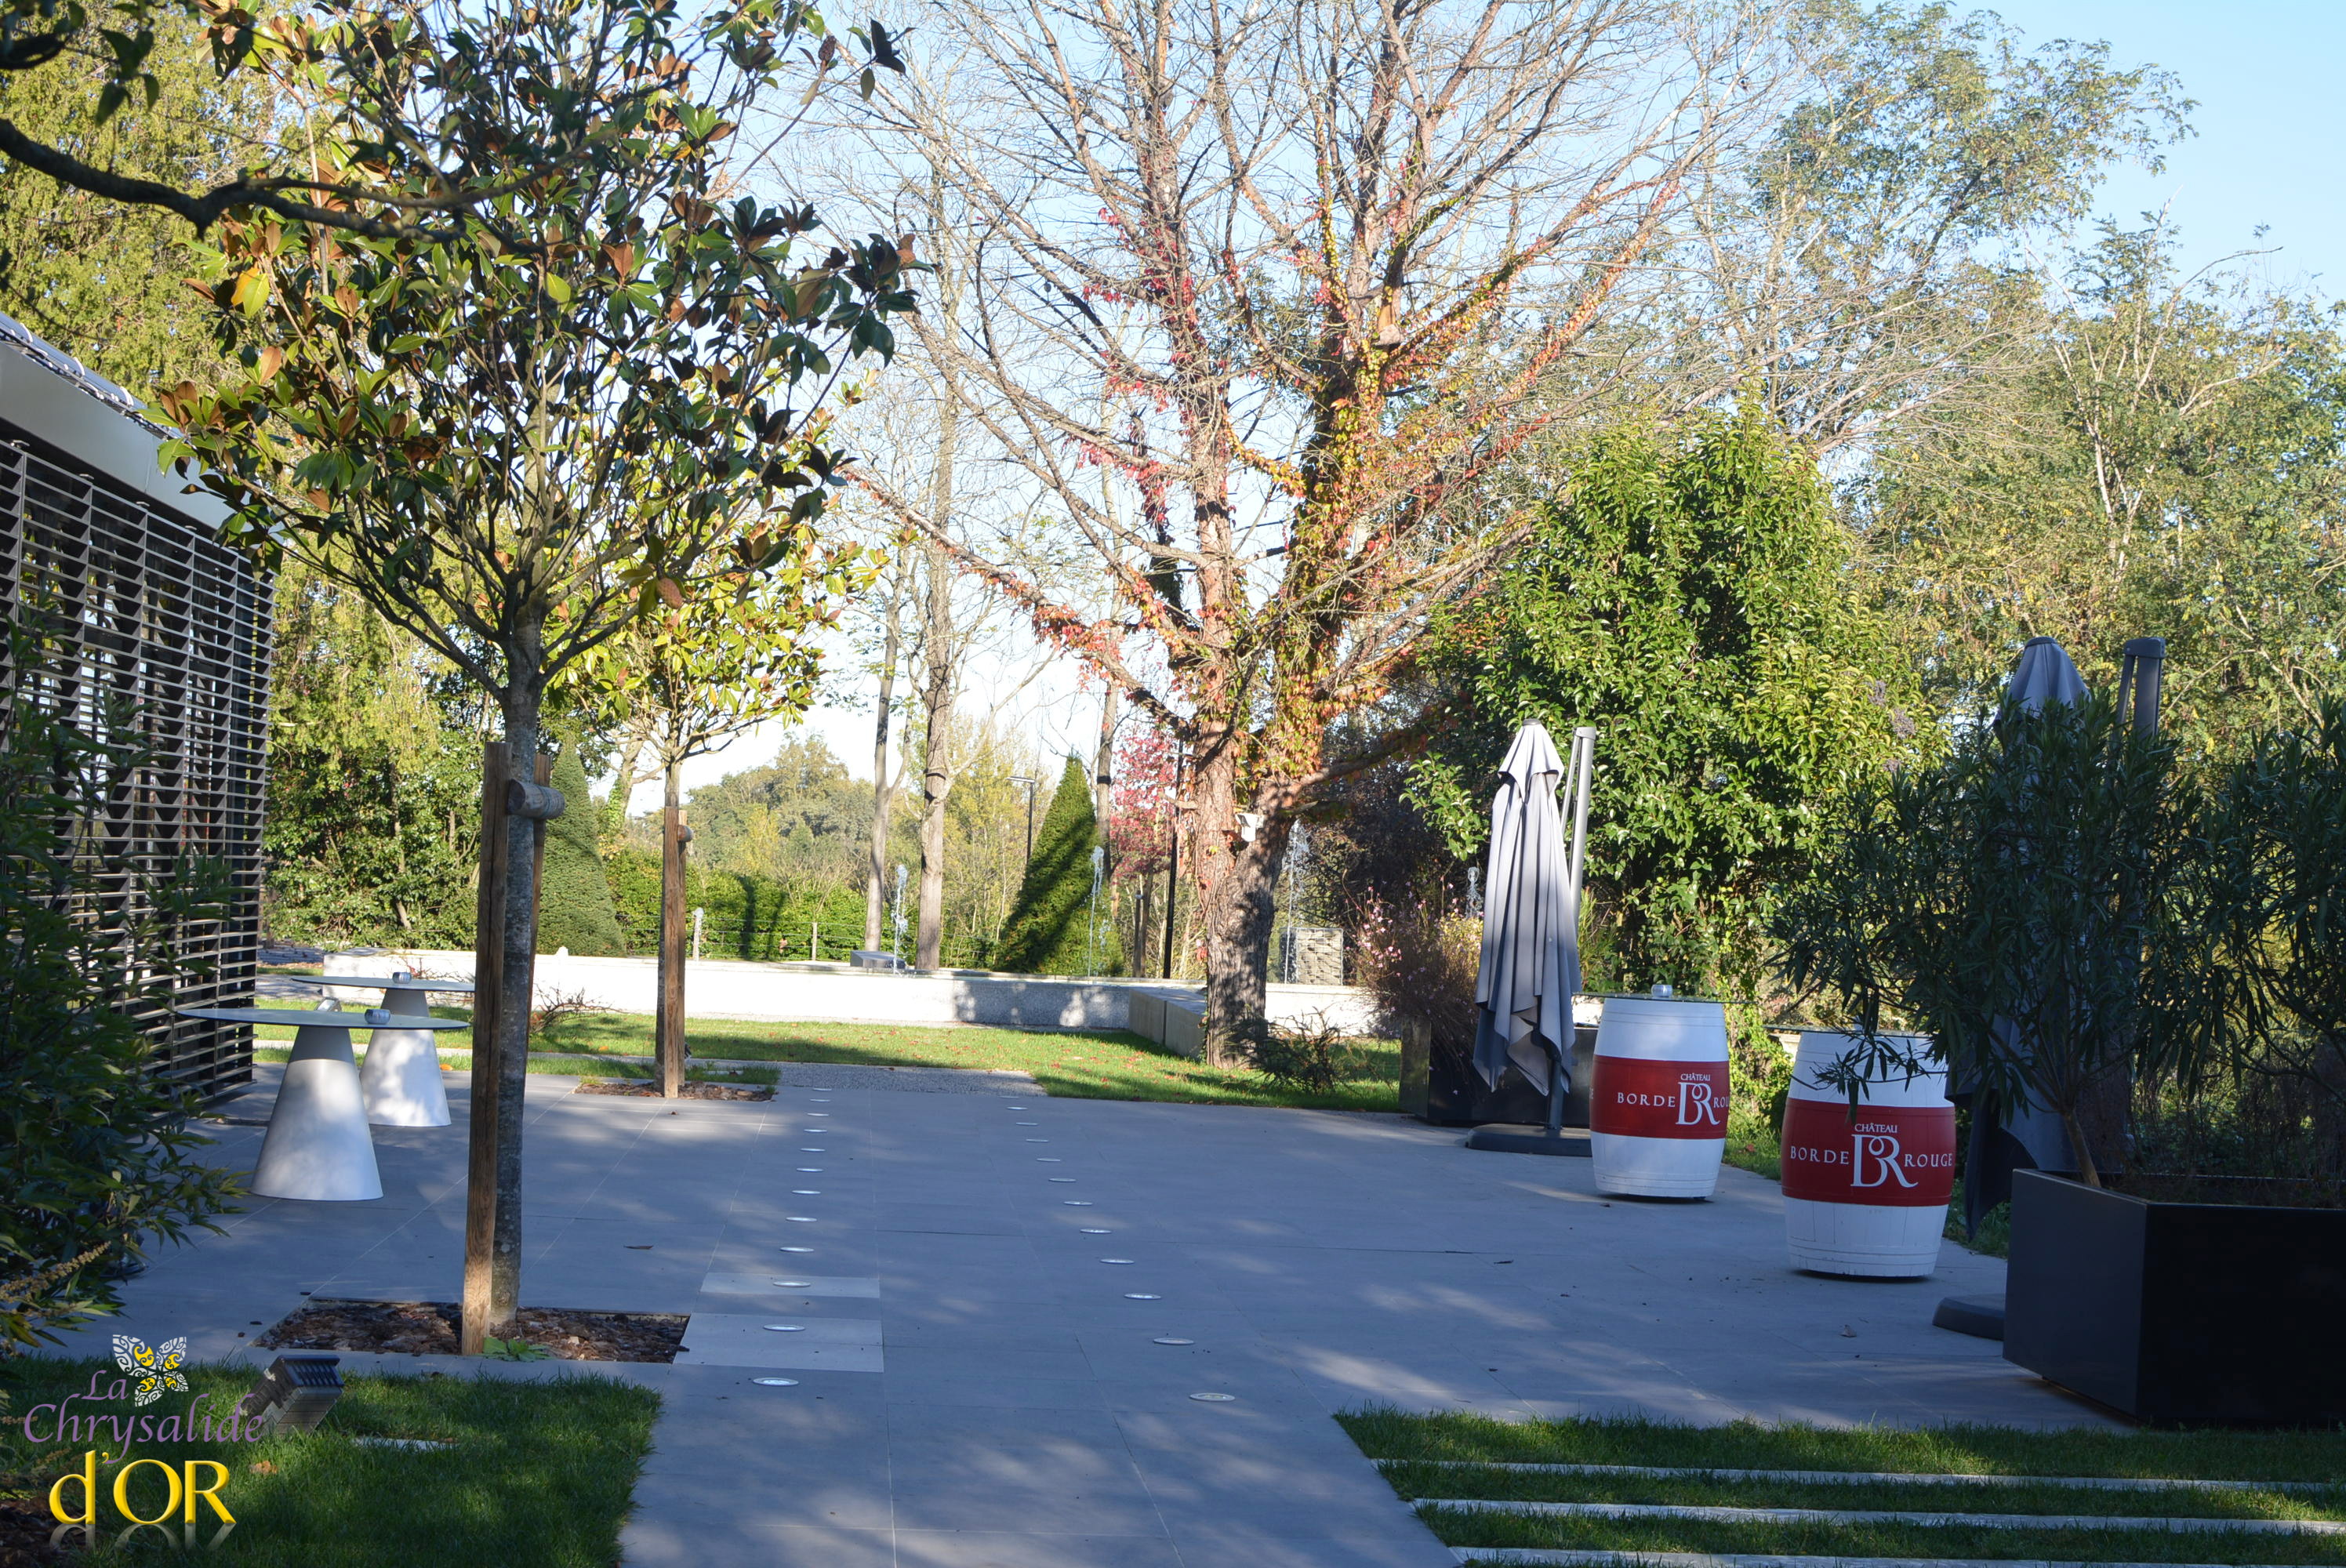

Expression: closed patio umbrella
xmin=1467 ymin=721 xmax=1593 ymax=1148
xmin=1963 ymin=636 xmax=2112 ymax=1228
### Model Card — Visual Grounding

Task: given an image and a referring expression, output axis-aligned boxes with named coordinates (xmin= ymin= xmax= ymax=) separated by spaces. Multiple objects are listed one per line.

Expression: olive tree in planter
xmin=1773 ymin=691 xmax=2188 ymax=1183
xmin=1776 ymin=695 xmax=2346 ymax=1422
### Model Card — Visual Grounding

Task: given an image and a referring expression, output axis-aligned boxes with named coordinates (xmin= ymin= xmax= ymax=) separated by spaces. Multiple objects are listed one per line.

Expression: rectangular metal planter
xmin=2003 ymin=1168 xmax=2346 ymax=1423
xmin=1400 ymin=1018 xmax=1591 ymax=1129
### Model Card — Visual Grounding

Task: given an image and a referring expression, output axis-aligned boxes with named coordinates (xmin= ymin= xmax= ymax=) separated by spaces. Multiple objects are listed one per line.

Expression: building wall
xmin=0 ymin=313 xmax=271 ymax=1098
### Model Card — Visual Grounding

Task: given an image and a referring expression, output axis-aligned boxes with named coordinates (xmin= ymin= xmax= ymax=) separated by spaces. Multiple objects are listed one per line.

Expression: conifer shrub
xmin=994 ymin=756 xmax=1124 ymax=975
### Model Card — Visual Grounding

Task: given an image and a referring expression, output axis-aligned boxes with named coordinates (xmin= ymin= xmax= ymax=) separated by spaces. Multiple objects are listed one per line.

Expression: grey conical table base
xmin=180 ymin=1007 xmax=470 ymax=1201
xmin=289 ymin=973 xmax=476 ymax=1127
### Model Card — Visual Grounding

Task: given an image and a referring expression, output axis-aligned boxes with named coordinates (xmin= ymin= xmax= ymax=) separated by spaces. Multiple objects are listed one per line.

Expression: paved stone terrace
xmin=42 ymin=1066 xmax=2110 ymax=1567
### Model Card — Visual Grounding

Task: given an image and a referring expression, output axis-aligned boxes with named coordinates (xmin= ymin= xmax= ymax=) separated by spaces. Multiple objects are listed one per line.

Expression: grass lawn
xmin=1342 ymin=1409 xmax=2346 ymax=1567
xmin=0 ymin=1357 xmax=656 ymax=1566
xmin=247 ymin=982 xmax=1400 ymax=1112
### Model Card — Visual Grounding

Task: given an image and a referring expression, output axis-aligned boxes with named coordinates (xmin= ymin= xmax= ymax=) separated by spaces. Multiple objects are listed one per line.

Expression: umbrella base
xmin=1933 ymin=1292 xmax=2006 ymax=1340
xmin=1465 ymin=1124 xmax=1591 ymax=1156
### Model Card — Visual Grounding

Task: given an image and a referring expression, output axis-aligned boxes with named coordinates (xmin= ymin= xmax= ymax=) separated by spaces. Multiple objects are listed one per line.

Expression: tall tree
xmin=162 ymin=0 xmax=911 ymax=1349
xmin=995 ymin=754 xmax=1120 ymax=976
xmin=871 ymin=0 xmax=1781 ymax=1056
xmin=1860 ymin=220 xmax=2346 ymax=751
xmin=1661 ymin=0 xmax=2187 ymax=452
xmin=0 ymin=14 xmax=274 ymax=388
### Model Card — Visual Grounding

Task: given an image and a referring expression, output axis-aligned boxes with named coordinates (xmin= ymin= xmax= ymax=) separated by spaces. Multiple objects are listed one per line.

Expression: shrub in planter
xmin=1770 ymin=691 xmax=2191 ymax=1185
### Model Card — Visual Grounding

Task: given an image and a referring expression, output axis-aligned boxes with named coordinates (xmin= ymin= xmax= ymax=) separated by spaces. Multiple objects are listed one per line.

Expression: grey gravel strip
xmin=1420 ymin=1501 xmax=2346 ymax=1535
xmin=1447 ymin=1553 xmax=2334 ymax=1568
xmin=1396 ymin=1462 xmax=2338 ymax=1495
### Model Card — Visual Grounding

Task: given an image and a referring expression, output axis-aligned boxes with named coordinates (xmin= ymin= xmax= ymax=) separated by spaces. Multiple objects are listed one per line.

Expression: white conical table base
xmin=252 ymin=1024 xmax=383 ymax=1201
xmin=358 ymin=984 xmax=452 ymax=1127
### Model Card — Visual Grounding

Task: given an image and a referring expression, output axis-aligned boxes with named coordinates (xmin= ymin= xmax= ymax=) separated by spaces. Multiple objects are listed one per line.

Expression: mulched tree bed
xmin=575 ymin=1079 xmax=773 ymax=1101
xmin=256 ymin=1298 xmax=687 ymax=1362
xmin=0 ymin=1496 xmax=71 ymax=1566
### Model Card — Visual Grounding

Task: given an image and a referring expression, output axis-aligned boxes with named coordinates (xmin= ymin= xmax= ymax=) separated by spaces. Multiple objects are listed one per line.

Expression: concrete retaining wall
xmin=324 ymin=949 xmax=1389 ymax=1043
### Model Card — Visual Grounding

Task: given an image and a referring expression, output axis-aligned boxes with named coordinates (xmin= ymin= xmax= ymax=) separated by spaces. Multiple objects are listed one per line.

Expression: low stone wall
xmin=323 ymin=948 xmax=1389 ymax=1042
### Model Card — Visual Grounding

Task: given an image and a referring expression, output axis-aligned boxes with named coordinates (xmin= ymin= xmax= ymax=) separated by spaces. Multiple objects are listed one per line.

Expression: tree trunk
xmin=866 ymin=572 xmax=906 ymax=950
xmin=488 ymin=662 xmax=547 ymax=1333
xmin=656 ymin=756 xmax=687 ymax=1098
xmin=461 ymin=740 xmax=514 ymax=1357
xmin=914 ymin=543 xmax=955 ymax=971
xmin=1197 ymin=774 xmax=1291 ymax=1064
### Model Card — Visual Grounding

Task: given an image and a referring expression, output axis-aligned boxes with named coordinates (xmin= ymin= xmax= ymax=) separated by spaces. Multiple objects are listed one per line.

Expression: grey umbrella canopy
xmin=1472 ymin=722 xmax=1580 ymax=1098
xmin=2006 ymin=636 xmax=2088 ymax=714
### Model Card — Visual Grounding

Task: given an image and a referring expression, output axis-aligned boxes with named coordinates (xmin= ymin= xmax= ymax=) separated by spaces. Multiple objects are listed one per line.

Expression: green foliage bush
xmin=536 ymin=742 xmax=626 ymax=955
xmin=0 ymin=654 xmax=240 ymax=1352
xmin=1411 ymin=408 xmax=1925 ymax=996
xmin=1237 ymin=1015 xmax=1367 ymax=1094
xmin=993 ymin=757 xmax=1123 ymax=975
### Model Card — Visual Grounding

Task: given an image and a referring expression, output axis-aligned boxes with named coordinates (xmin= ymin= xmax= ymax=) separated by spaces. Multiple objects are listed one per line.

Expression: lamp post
xmin=1160 ymin=750 xmax=1185 ymax=980
xmin=1011 ymin=774 xmax=1040 ymax=867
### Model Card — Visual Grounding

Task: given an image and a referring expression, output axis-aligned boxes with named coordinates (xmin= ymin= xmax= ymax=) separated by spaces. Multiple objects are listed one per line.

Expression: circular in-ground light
xmin=1100 ymin=1258 xmax=1135 ymax=1264
xmin=1048 ymin=1178 xmax=1076 ymax=1183
xmin=752 ymin=1377 xmax=800 ymax=1387
xmin=1153 ymin=1337 xmax=1194 ymax=1345
xmin=1189 ymin=1392 xmax=1236 ymax=1402
xmin=772 ymin=1279 xmax=811 ymax=1287
xmin=1079 ymin=1228 xmax=1111 ymax=1233
xmin=763 ymin=1324 xmax=806 ymax=1332
xmin=1124 ymin=1293 xmax=1163 ymax=1300
xmin=779 ymin=1245 xmax=815 ymax=1253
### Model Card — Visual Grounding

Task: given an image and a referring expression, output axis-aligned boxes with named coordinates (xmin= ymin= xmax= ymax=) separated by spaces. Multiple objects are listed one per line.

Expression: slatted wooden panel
xmin=0 ymin=427 xmax=272 ymax=1099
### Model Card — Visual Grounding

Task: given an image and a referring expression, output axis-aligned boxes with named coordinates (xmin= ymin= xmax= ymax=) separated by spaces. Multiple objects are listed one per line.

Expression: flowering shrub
xmin=1353 ymin=895 xmax=1484 ymax=1063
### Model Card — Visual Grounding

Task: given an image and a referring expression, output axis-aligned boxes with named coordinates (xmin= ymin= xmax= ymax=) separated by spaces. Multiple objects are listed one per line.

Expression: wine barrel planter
xmin=1780 ymin=1032 xmax=1954 ymax=1278
xmin=2003 ymin=1169 xmax=2346 ymax=1423
xmin=1589 ymin=996 xmax=1729 ymax=1199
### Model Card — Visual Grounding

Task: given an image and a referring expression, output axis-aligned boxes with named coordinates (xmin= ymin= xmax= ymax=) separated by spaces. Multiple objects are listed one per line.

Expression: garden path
xmin=49 ymin=1065 xmax=2106 ymax=1567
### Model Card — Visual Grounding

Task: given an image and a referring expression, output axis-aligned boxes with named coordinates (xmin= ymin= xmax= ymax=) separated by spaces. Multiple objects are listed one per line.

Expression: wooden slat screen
xmin=0 ymin=426 xmax=272 ymax=1100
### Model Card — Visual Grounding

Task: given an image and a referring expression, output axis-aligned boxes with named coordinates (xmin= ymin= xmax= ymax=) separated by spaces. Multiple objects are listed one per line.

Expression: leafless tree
xmin=856 ymin=0 xmax=1785 ymax=1052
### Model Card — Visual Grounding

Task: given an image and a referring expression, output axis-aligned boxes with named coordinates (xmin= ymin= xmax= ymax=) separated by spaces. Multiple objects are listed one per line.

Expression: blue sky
xmin=1991 ymin=0 xmax=2342 ymax=295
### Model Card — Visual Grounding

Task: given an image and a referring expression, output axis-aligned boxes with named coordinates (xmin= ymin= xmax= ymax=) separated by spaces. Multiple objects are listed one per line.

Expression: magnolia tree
xmin=866 ymin=0 xmax=1784 ymax=1055
xmin=161 ymin=0 xmax=913 ymax=1348
xmin=568 ymin=552 xmax=870 ymax=1094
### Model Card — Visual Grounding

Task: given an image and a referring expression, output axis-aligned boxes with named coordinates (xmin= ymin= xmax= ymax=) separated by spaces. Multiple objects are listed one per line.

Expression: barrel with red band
xmin=1590 ymin=1054 xmax=1730 ymax=1140
xmin=1781 ymin=1102 xmax=1955 ymax=1207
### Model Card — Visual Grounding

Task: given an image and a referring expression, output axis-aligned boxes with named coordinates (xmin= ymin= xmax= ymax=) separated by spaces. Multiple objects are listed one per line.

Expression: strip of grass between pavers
xmin=1337 ymin=1410 xmax=2346 ymax=1485
xmin=1396 ymin=1463 xmax=2343 ymax=1496
xmin=247 ymin=997 xmax=1402 ymax=1110
xmin=1378 ymin=1467 xmax=2344 ymax=1523
xmin=1447 ymin=1554 xmax=2337 ymax=1568
xmin=0 ymin=1356 xmax=656 ymax=1567
xmin=1420 ymin=1507 xmax=2346 ymax=1566
xmin=1419 ymin=1500 xmax=2346 ymax=1534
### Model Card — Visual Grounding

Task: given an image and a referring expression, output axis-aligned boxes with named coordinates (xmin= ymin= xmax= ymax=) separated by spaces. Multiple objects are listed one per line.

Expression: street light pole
xmin=1160 ymin=751 xmax=1184 ymax=981
xmin=1011 ymin=774 xmax=1040 ymax=868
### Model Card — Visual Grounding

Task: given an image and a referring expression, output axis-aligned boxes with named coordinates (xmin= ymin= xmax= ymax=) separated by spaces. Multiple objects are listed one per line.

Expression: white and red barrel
xmin=1781 ymin=1031 xmax=1955 ymax=1277
xmin=1589 ymin=996 xmax=1730 ymax=1198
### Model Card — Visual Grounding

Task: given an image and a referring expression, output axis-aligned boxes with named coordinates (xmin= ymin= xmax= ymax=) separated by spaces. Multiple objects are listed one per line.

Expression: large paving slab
xmin=36 ymin=1064 xmax=2110 ymax=1567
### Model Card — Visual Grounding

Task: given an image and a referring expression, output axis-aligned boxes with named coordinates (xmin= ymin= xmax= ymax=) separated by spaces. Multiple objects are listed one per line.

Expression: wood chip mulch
xmin=255 ymin=1298 xmax=688 ymax=1362
xmin=575 ymin=1079 xmax=773 ymax=1101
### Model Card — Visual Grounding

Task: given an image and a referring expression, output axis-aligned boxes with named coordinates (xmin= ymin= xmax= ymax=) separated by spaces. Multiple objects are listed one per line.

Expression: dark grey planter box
xmin=1400 ymin=1019 xmax=1590 ymax=1129
xmin=2003 ymin=1169 xmax=2346 ymax=1423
